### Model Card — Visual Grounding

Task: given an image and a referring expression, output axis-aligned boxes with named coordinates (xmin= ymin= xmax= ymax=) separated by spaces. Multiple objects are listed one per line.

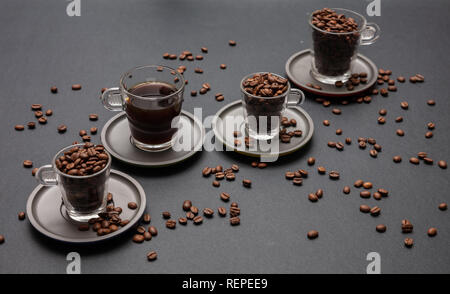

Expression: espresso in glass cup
xmin=309 ymin=8 xmax=380 ymax=84
xmin=241 ymin=72 xmax=305 ymax=141
xmin=35 ymin=144 xmax=111 ymax=223
xmin=102 ymin=65 xmax=185 ymax=152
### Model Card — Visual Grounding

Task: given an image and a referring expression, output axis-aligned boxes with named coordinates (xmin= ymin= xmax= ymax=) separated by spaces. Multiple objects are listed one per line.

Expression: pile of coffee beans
xmin=242 ymin=73 xmax=288 ymax=97
xmin=311 ymin=8 xmax=359 ymax=77
xmin=202 ymin=163 xmax=243 ymax=188
xmin=334 ymin=72 xmax=368 ymax=91
xmin=55 ymin=143 xmax=108 ymax=176
xmin=279 ymin=117 xmax=303 ymax=144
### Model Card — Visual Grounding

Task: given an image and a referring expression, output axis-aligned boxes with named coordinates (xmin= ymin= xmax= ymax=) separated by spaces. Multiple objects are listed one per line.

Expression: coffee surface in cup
xmin=125 ymin=81 xmax=182 ymax=145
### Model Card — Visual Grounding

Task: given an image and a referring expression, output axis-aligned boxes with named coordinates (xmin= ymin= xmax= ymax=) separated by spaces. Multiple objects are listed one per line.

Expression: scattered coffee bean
xmin=166 ymin=219 xmax=176 ymax=229
xmin=228 ymin=40 xmax=236 ymax=46
xmin=178 ymin=217 xmax=188 ymax=225
xmin=89 ymin=114 xmax=99 ymax=121
xmin=427 ymin=227 xmax=437 ymax=237
xmin=438 ymin=160 xmax=447 ymax=169
xmin=401 ymin=219 xmax=413 ymax=233
xmin=90 ymin=127 xmax=98 ymax=134
xmin=148 ymin=226 xmax=158 ymax=236
xmin=322 ymin=120 xmax=330 ymax=126
xmin=409 ymin=157 xmax=420 ymax=165
xmin=396 ymin=129 xmax=405 ymax=136
xmin=376 ymin=224 xmax=387 ymax=233
xmin=23 ymin=160 xmax=33 ymax=168
xmin=329 ymin=171 xmax=340 ymax=180
xmin=136 ymin=226 xmax=146 ymax=234
xmin=57 ymin=124 xmax=67 ymax=133
xmin=143 ymin=231 xmax=152 ymax=241
xmin=72 ymin=84 xmax=82 ymax=90
xmin=404 ymin=238 xmax=414 ymax=248
xmin=147 ymin=251 xmax=157 ymax=261
xmin=203 ymin=208 xmax=214 ymax=218
xmin=369 ymin=149 xmax=378 ymax=158
xmin=360 ymin=205 xmax=371 ymax=213
xmin=438 ymin=203 xmax=447 ymax=211
xmin=193 ymin=215 xmax=203 ymax=225
xmin=230 ymin=216 xmax=240 ymax=226
xmin=360 ymin=191 xmax=371 ymax=198
xmin=18 ymin=211 xmax=26 ymax=220
xmin=397 ymin=76 xmax=405 ymax=83
xmin=212 ymin=180 xmax=220 ymax=187
xmin=242 ymin=179 xmax=251 ymax=187
xmin=317 ymin=166 xmax=326 ymax=174
xmin=427 ymin=99 xmax=435 ymax=106
xmin=370 ymin=206 xmax=381 ymax=216
xmin=143 ymin=213 xmax=151 ymax=224
xmin=128 ymin=202 xmax=138 ymax=210
xmin=307 ymin=230 xmax=318 ymax=240
xmin=393 ymin=156 xmax=402 ymax=163
xmin=133 ymin=234 xmax=145 ymax=243
xmin=307 ymin=157 xmax=316 ymax=165
xmin=162 ymin=211 xmax=171 ymax=219
xmin=343 ymin=186 xmax=350 ymax=194
xmin=308 ymin=193 xmax=319 ymax=202
xmin=425 ymin=131 xmax=433 ymax=139
xmin=32 ymin=167 xmax=38 ymax=176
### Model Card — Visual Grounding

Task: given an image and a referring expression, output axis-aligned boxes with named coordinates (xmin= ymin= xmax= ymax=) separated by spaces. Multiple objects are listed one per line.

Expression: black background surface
xmin=0 ymin=0 xmax=449 ymax=274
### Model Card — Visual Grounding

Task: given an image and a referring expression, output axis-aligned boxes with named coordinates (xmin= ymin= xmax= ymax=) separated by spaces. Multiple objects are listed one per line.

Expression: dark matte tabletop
xmin=0 ymin=0 xmax=449 ymax=274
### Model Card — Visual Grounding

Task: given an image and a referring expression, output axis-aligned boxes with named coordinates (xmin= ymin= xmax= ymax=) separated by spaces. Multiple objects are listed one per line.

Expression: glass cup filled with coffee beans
xmin=102 ymin=65 xmax=185 ymax=152
xmin=35 ymin=143 xmax=111 ymax=223
xmin=241 ymin=72 xmax=305 ymax=141
xmin=309 ymin=8 xmax=380 ymax=84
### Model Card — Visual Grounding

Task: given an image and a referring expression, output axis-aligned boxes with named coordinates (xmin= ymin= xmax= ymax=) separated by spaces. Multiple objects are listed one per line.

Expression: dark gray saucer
xmin=212 ymin=100 xmax=314 ymax=158
xmin=285 ymin=49 xmax=378 ymax=97
xmin=101 ymin=111 xmax=205 ymax=167
xmin=26 ymin=170 xmax=146 ymax=244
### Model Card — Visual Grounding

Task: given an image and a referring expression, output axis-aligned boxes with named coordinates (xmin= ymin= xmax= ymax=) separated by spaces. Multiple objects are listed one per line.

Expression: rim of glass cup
xmin=51 ymin=143 xmax=112 ymax=179
xmin=308 ymin=8 xmax=367 ymax=35
xmin=240 ymin=72 xmax=291 ymax=100
xmin=119 ymin=65 xmax=185 ymax=101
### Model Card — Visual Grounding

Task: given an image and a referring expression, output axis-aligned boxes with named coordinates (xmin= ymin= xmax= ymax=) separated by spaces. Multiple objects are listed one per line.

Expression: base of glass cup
xmin=65 ymin=203 xmax=106 ymax=223
xmin=244 ymin=122 xmax=279 ymax=141
xmin=310 ymin=68 xmax=351 ymax=85
xmin=130 ymin=135 xmax=176 ymax=152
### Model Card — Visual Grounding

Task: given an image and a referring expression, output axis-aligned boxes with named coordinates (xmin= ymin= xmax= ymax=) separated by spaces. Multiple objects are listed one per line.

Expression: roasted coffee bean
xmin=307 ymin=157 xmax=316 ymax=165
xmin=343 ymin=186 xmax=351 ymax=194
xmin=370 ymin=206 xmax=381 ymax=216
xmin=377 ymin=117 xmax=386 ymax=124
xmin=373 ymin=144 xmax=382 ymax=152
xmin=178 ymin=217 xmax=188 ymax=225
xmin=128 ymin=202 xmax=137 ymax=210
xmin=226 ymin=173 xmax=236 ymax=181
xmin=148 ymin=226 xmax=158 ymax=236
xmin=218 ymin=207 xmax=227 ymax=216
xmin=327 ymin=141 xmax=336 ymax=148
xmin=369 ymin=150 xmax=378 ymax=158
xmin=18 ymin=211 xmax=26 ymax=220
xmin=165 ymin=219 xmax=176 ymax=229
xmin=427 ymin=99 xmax=435 ymax=106
xmin=396 ymin=129 xmax=405 ymax=136
xmin=72 ymin=84 xmax=82 ymax=90
xmin=92 ymin=223 xmax=101 ymax=231
xmin=360 ymin=205 xmax=371 ymax=213
xmin=404 ymin=238 xmax=414 ymax=248
xmin=162 ymin=211 xmax=171 ymax=219
xmin=215 ymin=172 xmax=225 ymax=180
xmin=332 ymin=108 xmax=341 ymax=115
xmin=182 ymin=200 xmax=192 ymax=211
xmin=90 ymin=127 xmax=97 ymax=134
xmin=329 ymin=171 xmax=340 ymax=180
xmin=230 ymin=216 xmax=240 ymax=226
xmin=133 ymin=234 xmax=145 ymax=243
xmin=193 ymin=215 xmax=203 ymax=224
xmin=360 ymin=191 xmax=371 ymax=198
xmin=38 ymin=117 xmax=47 ymax=124
xmin=322 ymin=120 xmax=330 ymax=126
xmin=230 ymin=206 xmax=240 ymax=217
xmin=202 ymin=167 xmax=212 ymax=177
xmin=203 ymin=208 xmax=214 ymax=217
xmin=243 ymin=179 xmax=252 ymax=187
xmin=285 ymin=172 xmax=295 ymax=180
xmin=308 ymin=193 xmax=318 ymax=202
xmin=79 ymin=130 xmax=87 ymax=136
xmin=89 ymin=114 xmax=98 ymax=121
xmin=315 ymin=189 xmax=323 ymax=198
xmin=293 ymin=178 xmax=303 ymax=186
xmin=212 ymin=180 xmax=220 ymax=187
xmin=186 ymin=211 xmax=195 ymax=220
xmin=363 ymin=182 xmax=372 ymax=189
xmin=31 ymin=104 xmax=42 ymax=111
xmin=34 ymin=110 xmax=44 ymax=118
xmin=190 ymin=90 xmax=197 ymax=96
xmin=194 ymin=68 xmax=203 ymax=74
xmin=359 ymin=141 xmax=366 ymax=149
xmin=307 ymin=230 xmax=318 ymax=240
xmin=400 ymin=101 xmax=409 ymax=109
xmin=57 ymin=124 xmax=67 ymax=133
xmin=335 ymin=142 xmax=344 ymax=151
xmin=393 ymin=156 xmax=402 ymax=163
xmin=120 ymin=219 xmax=130 ymax=227
xmin=31 ymin=167 xmax=38 ymax=176
xmin=397 ymin=76 xmax=405 ymax=83
xmin=143 ymin=213 xmax=151 ymax=224
xmin=401 ymin=219 xmax=413 ymax=233
xmin=409 ymin=157 xmax=420 ymax=165
xmin=190 ymin=206 xmax=199 ymax=215
xmin=427 ymin=122 xmax=435 ymax=130
xmin=147 ymin=251 xmax=157 ymax=261
xmin=438 ymin=203 xmax=448 ymax=211
xmin=25 ymin=122 xmax=36 ymax=129
xmin=257 ymin=162 xmax=267 ymax=169
xmin=298 ymin=169 xmax=308 ymax=178
xmin=23 ymin=160 xmax=33 ymax=168
xmin=231 ymin=164 xmax=239 ymax=172
xmin=45 ymin=109 xmax=53 ymax=116
xmin=376 ymin=224 xmax=387 ymax=233
xmin=136 ymin=226 xmax=146 ymax=234
xmin=423 ymin=157 xmax=433 ymax=165
xmin=220 ymin=192 xmax=230 ymax=202
xmin=438 ymin=160 xmax=447 ymax=169
xmin=377 ymin=189 xmax=388 ymax=197
xmin=317 ymin=166 xmax=326 ymax=174
xmin=143 ymin=231 xmax=152 ymax=241
xmin=425 ymin=131 xmax=433 ymax=139
xmin=0 ymin=235 xmax=4 ymax=244
xmin=427 ymin=227 xmax=437 ymax=237
xmin=379 ymin=109 xmax=387 ymax=116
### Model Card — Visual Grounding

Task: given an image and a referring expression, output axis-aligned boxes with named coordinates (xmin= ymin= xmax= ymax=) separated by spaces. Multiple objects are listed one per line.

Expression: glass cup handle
xmin=35 ymin=165 xmax=58 ymax=186
xmin=286 ymin=88 xmax=305 ymax=108
xmin=101 ymin=87 xmax=125 ymax=111
xmin=360 ymin=23 xmax=381 ymax=45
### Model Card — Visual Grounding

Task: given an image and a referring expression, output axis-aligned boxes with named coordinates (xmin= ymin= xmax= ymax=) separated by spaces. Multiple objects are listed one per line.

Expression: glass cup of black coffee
xmin=240 ymin=72 xmax=305 ymax=141
xmin=309 ymin=8 xmax=380 ymax=84
xmin=102 ymin=65 xmax=185 ymax=152
xmin=35 ymin=144 xmax=111 ymax=223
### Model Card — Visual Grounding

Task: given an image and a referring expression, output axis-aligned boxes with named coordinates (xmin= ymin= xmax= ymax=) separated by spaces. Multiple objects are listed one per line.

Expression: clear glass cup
xmin=35 ymin=144 xmax=111 ymax=223
xmin=309 ymin=8 xmax=380 ymax=84
xmin=101 ymin=65 xmax=185 ymax=152
xmin=240 ymin=72 xmax=305 ymax=141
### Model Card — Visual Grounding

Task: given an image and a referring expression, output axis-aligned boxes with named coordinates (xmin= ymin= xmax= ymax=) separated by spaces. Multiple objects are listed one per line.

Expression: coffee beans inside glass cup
xmin=309 ymin=8 xmax=380 ymax=84
xmin=35 ymin=144 xmax=111 ymax=223
xmin=241 ymin=72 xmax=305 ymax=141
xmin=102 ymin=65 xmax=185 ymax=152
